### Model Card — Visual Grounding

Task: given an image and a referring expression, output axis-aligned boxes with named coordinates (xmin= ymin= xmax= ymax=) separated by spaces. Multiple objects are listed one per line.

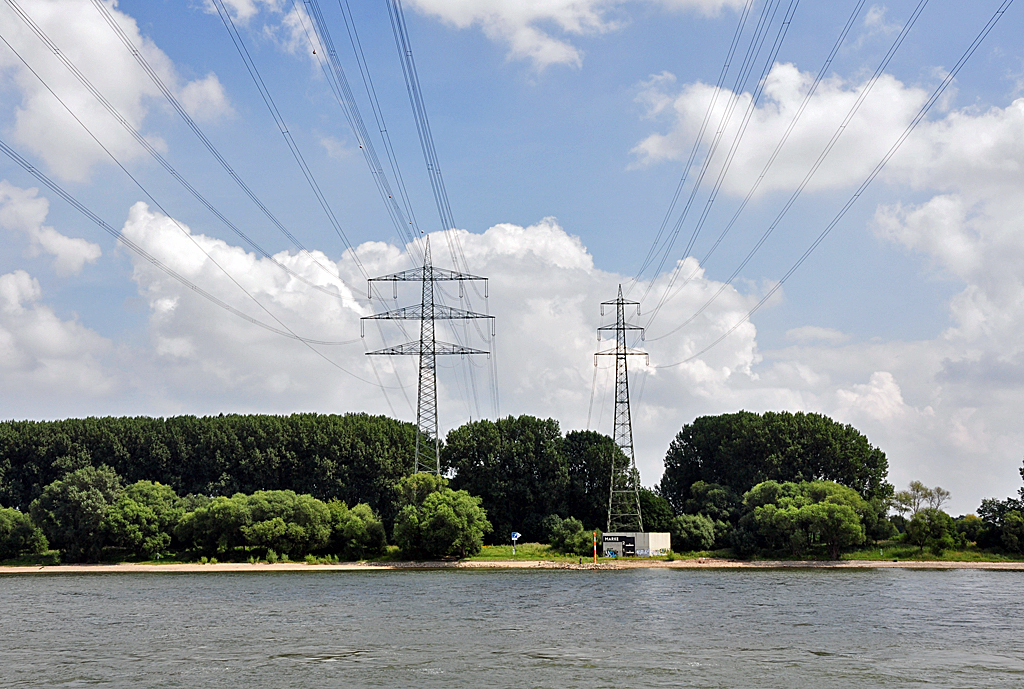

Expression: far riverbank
xmin=4 ymin=558 xmax=1024 ymax=575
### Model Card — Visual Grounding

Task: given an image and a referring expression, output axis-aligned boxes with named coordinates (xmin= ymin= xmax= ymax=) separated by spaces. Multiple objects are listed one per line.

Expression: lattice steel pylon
xmin=595 ymin=285 xmax=647 ymax=532
xmin=361 ymin=237 xmax=494 ymax=474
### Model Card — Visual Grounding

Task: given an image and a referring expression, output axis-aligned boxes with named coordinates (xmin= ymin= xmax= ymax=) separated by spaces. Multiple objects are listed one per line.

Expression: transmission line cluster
xmin=0 ymin=0 xmax=503 ymax=430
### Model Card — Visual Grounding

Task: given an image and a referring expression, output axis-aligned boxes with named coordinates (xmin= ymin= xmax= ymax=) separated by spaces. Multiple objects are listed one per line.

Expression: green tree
xmin=0 ymin=507 xmax=47 ymax=559
xmin=682 ymin=481 xmax=741 ymax=523
xmin=176 ymin=490 xmax=332 ymax=558
xmin=562 ymin=431 xmax=622 ymax=530
xmin=29 ymin=465 xmax=122 ymax=562
xmin=906 ymin=508 xmax=956 ymax=555
xmin=102 ymin=481 xmax=183 ymax=559
xmin=392 ymin=473 xmax=492 ymax=559
xmin=325 ymin=500 xmax=387 ymax=560
xmin=672 ymin=514 xmax=715 ymax=552
xmin=548 ymin=516 xmax=600 ymax=555
xmin=238 ymin=491 xmax=332 ymax=557
xmin=659 ymin=412 xmax=892 ymax=514
xmin=444 ymin=416 xmax=567 ymax=543
xmin=1001 ymin=511 xmax=1024 ymax=554
xmin=954 ymin=514 xmax=985 ymax=544
xmin=804 ymin=501 xmax=865 ymax=560
xmin=0 ymin=414 xmax=416 ymax=530
xmin=175 ymin=494 xmax=251 ymax=554
xmin=735 ymin=480 xmax=867 ymax=559
xmin=638 ymin=489 xmax=676 ymax=533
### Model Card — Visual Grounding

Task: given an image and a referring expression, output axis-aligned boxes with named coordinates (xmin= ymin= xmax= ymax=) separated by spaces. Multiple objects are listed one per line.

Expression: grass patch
xmin=467 ymin=543 xmax=574 ymax=561
xmin=844 ymin=542 xmax=1024 ymax=562
xmin=0 ymin=550 xmax=61 ymax=567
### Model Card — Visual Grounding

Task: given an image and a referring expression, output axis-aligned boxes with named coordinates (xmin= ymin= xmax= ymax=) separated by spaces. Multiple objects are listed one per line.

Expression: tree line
xmin=2 ymin=410 xmax=1022 ymax=562
xmin=4 ymin=464 xmax=490 ymax=563
xmin=0 ymin=413 xmax=415 ymax=528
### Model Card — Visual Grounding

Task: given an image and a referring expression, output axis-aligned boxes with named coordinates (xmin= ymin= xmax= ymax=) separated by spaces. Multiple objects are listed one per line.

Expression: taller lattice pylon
xmin=361 ymin=237 xmax=494 ymax=474
xmin=595 ymin=285 xmax=647 ymax=532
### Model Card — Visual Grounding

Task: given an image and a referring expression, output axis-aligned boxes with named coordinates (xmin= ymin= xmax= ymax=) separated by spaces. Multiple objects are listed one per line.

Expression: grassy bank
xmin=5 ymin=543 xmax=1024 ymax=568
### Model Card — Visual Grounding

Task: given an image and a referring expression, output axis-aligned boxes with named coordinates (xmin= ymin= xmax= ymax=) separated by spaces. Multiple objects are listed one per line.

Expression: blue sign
xmin=511 ymin=532 xmax=521 ymax=540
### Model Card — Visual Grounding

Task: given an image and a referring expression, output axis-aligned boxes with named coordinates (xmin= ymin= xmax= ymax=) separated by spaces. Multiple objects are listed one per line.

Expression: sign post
xmin=511 ymin=531 xmax=520 ymax=558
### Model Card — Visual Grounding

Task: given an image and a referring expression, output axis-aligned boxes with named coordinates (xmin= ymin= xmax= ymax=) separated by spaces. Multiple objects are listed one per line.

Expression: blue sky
xmin=2 ymin=0 xmax=1024 ymax=515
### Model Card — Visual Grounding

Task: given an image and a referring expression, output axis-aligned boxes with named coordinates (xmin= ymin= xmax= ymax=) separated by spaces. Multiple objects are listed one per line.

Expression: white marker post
xmin=511 ymin=531 xmax=520 ymax=558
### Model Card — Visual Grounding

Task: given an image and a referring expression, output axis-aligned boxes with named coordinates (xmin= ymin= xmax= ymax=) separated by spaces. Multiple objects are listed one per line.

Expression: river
xmin=2 ymin=568 xmax=1022 ymax=687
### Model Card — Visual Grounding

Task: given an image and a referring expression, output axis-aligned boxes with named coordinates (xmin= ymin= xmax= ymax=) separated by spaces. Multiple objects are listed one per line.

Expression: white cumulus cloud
xmin=0 ymin=180 xmax=101 ymax=276
xmin=0 ymin=269 xmax=115 ymax=402
xmin=406 ymin=0 xmax=745 ymax=69
xmin=0 ymin=0 xmax=234 ymax=181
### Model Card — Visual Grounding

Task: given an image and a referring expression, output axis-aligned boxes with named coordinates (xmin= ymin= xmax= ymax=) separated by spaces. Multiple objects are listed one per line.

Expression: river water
xmin=2 ymin=568 xmax=1022 ymax=688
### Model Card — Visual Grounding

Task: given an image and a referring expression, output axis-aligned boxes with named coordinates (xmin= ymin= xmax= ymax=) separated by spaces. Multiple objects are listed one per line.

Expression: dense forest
xmin=2 ymin=410 xmax=1022 ymax=563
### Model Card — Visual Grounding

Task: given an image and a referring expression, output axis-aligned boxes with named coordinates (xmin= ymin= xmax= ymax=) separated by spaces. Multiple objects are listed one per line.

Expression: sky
xmin=1 ymin=0 xmax=1023 ymax=515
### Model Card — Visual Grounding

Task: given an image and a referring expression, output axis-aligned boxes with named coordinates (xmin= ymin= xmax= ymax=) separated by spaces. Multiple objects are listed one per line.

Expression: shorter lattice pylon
xmin=595 ymin=285 xmax=647 ymax=532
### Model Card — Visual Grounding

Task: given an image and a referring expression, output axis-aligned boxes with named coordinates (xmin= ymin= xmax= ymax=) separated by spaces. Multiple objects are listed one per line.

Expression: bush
xmin=1002 ymin=511 xmax=1024 ymax=554
xmin=326 ymin=501 xmax=387 ymax=560
xmin=732 ymin=480 xmax=866 ymax=559
xmin=29 ymin=465 xmax=122 ymax=562
xmin=392 ymin=473 xmax=492 ymax=559
xmin=102 ymin=481 xmax=184 ymax=559
xmin=906 ymin=508 xmax=956 ymax=555
xmin=0 ymin=507 xmax=47 ymax=559
xmin=177 ymin=490 xmax=331 ymax=558
xmin=954 ymin=514 xmax=985 ymax=543
xmin=672 ymin=514 xmax=715 ymax=552
xmin=549 ymin=516 xmax=600 ymax=555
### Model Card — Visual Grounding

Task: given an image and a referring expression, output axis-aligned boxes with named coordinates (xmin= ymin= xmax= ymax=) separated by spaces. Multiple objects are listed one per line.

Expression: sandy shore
xmin=3 ymin=558 xmax=1024 ymax=575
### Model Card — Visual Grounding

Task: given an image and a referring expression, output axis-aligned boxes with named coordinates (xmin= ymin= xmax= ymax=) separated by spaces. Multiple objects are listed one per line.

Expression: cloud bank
xmin=0 ymin=0 xmax=233 ymax=182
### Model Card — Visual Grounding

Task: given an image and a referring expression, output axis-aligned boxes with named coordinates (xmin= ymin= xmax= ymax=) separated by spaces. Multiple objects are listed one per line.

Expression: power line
xmin=629 ymin=0 xmax=757 ymax=291
xmin=631 ymin=0 xmax=784 ymax=300
xmin=2 ymin=0 xmax=356 ymax=303
xmin=209 ymin=0 xmax=414 ymax=413
xmin=655 ymin=0 xmax=1014 ymax=367
xmin=384 ymin=0 xmax=498 ymax=418
xmin=297 ymin=0 xmax=421 ymax=254
xmin=88 ymin=0 xmax=361 ymax=297
xmin=646 ymin=0 xmax=931 ymax=342
xmin=0 ymin=26 xmax=357 ymax=350
xmin=639 ymin=0 xmax=800 ymax=315
xmin=0 ymin=135 xmax=371 ymax=355
xmin=0 ymin=0 xmax=406 ymax=400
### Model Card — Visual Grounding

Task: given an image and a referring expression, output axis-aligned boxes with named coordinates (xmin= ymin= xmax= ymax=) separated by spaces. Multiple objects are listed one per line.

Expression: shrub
xmin=29 ymin=465 xmax=122 ymax=562
xmin=906 ymin=508 xmax=956 ymax=555
xmin=392 ymin=473 xmax=492 ymax=559
xmin=0 ymin=507 xmax=47 ymax=559
xmin=177 ymin=490 xmax=331 ymax=558
xmin=326 ymin=501 xmax=387 ymax=560
xmin=102 ymin=481 xmax=183 ymax=559
xmin=549 ymin=516 xmax=600 ymax=555
xmin=672 ymin=514 xmax=715 ymax=552
xmin=1002 ymin=511 xmax=1024 ymax=554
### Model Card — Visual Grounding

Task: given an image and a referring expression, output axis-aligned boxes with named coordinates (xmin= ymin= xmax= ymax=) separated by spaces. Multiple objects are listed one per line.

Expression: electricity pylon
xmin=361 ymin=237 xmax=494 ymax=474
xmin=595 ymin=285 xmax=647 ymax=532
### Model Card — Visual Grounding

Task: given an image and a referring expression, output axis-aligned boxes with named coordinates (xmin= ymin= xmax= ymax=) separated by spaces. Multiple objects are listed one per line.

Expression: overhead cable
xmin=655 ymin=0 xmax=1014 ymax=367
xmin=644 ymin=0 xmax=866 ymax=332
xmin=88 ymin=0 xmax=360 ymax=297
xmin=647 ymin=0 xmax=930 ymax=342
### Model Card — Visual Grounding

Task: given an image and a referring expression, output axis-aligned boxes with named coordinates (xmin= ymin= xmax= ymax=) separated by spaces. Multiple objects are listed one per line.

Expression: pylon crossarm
xmin=362 ymin=304 xmax=494 ymax=321
xmin=367 ymin=341 xmax=488 ymax=356
xmin=598 ymin=323 xmax=645 ymax=331
xmin=595 ymin=347 xmax=649 ymax=359
xmin=369 ymin=267 xmax=487 ymax=283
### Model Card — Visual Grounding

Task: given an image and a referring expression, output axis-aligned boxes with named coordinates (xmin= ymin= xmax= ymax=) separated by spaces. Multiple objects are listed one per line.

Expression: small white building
xmin=603 ymin=532 xmax=671 ymax=557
